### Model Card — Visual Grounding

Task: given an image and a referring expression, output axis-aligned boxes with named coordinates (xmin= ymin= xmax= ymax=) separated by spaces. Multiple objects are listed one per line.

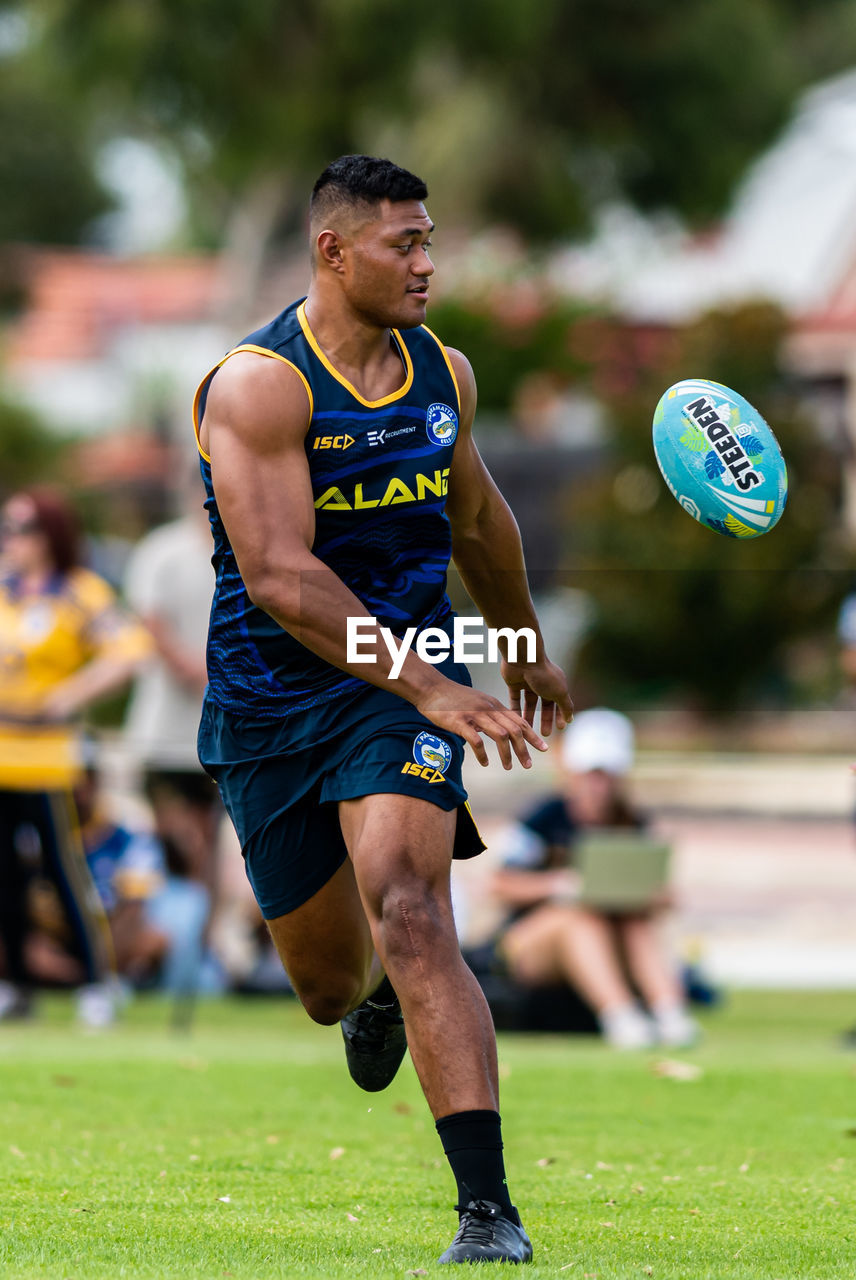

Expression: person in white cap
xmin=490 ymin=708 xmax=699 ymax=1049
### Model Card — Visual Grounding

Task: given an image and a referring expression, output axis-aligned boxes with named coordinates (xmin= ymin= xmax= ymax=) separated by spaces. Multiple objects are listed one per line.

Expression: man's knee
xmin=373 ymin=879 xmax=455 ymax=964
xmin=292 ymin=972 xmax=365 ymax=1025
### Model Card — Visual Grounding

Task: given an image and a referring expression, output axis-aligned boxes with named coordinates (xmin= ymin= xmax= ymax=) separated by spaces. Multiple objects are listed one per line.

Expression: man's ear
xmin=315 ymin=229 xmax=346 ymax=273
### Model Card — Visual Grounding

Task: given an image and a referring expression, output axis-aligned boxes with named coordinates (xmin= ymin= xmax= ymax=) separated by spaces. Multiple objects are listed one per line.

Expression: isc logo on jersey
xmin=400 ymin=731 xmax=453 ymax=784
xmin=426 ymin=403 xmax=458 ymax=447
xmin=312 ymin=434 xmax=354 ymax=450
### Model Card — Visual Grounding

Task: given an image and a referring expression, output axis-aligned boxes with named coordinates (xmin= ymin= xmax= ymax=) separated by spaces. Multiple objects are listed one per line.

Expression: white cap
xmin=560 ymin=708 xmax=635 ymax=776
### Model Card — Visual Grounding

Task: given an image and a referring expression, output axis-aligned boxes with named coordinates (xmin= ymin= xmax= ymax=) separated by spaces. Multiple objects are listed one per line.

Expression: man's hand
xmin=501 ymin=655 xmax=574 ymax=738
xmin=414 ymin=681 xmax=549 ymax=770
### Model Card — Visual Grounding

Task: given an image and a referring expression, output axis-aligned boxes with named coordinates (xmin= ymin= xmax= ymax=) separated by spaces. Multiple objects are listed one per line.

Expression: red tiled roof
xmin=71 ymin=431 xmax=174 ymax=487
xmin=6 ymin=249 xmax=221 ymax=364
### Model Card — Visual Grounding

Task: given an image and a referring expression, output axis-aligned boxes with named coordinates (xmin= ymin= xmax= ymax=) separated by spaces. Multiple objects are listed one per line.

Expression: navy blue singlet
xmin=193 ymin=298 xmax=462 ymax=721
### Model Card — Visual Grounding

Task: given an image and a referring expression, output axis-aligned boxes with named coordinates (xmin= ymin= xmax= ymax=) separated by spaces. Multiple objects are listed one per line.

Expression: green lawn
xmin=1 ymin=991 xmax=855 ymax=1278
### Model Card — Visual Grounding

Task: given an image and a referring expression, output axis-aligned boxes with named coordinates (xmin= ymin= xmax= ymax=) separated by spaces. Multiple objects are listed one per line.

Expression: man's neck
xmin=303 ymin=289 xmax=404 ymax=401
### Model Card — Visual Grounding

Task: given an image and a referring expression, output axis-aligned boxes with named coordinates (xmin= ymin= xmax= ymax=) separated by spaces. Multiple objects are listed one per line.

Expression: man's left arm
xmin=444 ymin=348 xmax=573 ymax=735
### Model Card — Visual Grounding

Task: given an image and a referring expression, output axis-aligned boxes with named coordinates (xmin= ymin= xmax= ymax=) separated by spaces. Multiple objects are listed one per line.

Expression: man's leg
xmin=339 ymin=792 xmax=496 ymax=1114
xmin=263 ymin=854 xmax=380 ymax=1025
xmin=338 ymin=793 xmax=531 ymax=1264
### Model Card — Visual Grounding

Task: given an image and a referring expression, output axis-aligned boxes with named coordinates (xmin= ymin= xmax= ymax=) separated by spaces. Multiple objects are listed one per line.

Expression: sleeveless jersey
xmin=193 ymin=298 xmax=462 ymax=721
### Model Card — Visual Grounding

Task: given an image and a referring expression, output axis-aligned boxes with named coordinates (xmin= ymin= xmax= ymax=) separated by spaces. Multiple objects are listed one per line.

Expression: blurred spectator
xmin=76 ymin=758 xmax=167 ymax=985
xmin=489 ymin=708 xmax=699 ymax=1050
xmin=123 ymin=500 xmax=223 ymax=978
xmin=76 ymin=759 xmax=226 ymax=996
xmin=0 ymin=487 xmax=151 ymax=1025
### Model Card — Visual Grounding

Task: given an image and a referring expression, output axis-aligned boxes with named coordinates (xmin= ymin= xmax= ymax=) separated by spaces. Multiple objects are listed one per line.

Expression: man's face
xmin=343 ymin=198 xmax=435 ymax=329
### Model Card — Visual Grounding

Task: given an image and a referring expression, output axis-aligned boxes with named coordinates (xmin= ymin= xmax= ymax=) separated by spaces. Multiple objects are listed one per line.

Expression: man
xmin=193 ymin=155 xmax=573 ymax=1265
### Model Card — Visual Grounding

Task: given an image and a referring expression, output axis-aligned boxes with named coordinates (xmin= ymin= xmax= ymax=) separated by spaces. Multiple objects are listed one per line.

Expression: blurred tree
xmin=18 ymin=0 xmax=856 ymax=300
xmin=0 ymin=9 xmax=112 ymax=246
xmin=0 ymin=391 xmax=72 ymax=494
xmin=426 ymin=292 xmax=595 ymax=413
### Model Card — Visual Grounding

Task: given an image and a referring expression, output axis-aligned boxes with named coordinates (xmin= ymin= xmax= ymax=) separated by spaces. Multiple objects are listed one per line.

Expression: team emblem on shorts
xmin=426 ymin=403 xmax=458 ymax=447
xmin=413 ymin=731 xmax=452 ymax=774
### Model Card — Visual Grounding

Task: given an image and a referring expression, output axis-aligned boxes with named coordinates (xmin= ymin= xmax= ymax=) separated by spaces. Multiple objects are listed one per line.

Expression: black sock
xmin=435 ymin=1109 xmax=513 ymax=1216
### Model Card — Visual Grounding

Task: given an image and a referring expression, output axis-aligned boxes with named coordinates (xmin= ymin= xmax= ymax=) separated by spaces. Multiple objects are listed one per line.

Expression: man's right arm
xmin=202 ymin=352 xmax=547 ymax=767
xmin=204 ymin=352 xmax=402 ymax=676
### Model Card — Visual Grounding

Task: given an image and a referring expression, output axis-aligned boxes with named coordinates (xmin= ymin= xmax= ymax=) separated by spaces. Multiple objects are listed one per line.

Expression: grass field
xmin=2 ymin=991 xmax=856 ymax=1279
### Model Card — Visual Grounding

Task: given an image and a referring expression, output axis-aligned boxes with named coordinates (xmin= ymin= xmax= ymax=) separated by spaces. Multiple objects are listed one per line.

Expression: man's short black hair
xmin=310 ymin=155 xmax=428 ymax=227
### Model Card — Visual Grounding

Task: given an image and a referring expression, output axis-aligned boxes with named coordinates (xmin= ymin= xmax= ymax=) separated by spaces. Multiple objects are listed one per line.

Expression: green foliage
xmin=0 ymin=391 xmax=72 ymax=495
xmin=2 ymin=993 xmax=856 ymax=1277
xmin=0 ymin=14 xmax=113 ymax=245
xmin=19 ymin=0 xmax=856 ymax=247
xmin=0 ymin=86 xmax=112 ymax=245
xmin=426 ymin=292 xmax=594 ymax=412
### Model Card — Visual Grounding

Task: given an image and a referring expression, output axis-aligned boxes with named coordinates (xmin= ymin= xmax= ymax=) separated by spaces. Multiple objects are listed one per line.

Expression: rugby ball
xmin=652 ymin=379 xmax=787 ymax=538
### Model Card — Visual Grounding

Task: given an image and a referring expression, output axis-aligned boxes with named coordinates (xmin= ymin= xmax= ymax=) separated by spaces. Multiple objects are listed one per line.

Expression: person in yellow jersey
xmin=0 ymin=486 xmax=151 ymax=1025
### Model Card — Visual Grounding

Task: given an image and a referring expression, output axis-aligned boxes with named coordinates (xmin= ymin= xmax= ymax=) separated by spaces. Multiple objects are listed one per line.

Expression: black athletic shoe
xmin=340 ymin=984 xmax=407 ymax=1092
xmin=438 ymin=1199 xmax=533 ymax=1264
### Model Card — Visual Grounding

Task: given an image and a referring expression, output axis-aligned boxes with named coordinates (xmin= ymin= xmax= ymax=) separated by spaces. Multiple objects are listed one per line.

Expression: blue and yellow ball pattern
xmin=652 ymin=378 xmax=788 ymax=538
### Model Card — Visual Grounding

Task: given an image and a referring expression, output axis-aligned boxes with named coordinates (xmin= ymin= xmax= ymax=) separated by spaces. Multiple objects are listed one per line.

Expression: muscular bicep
xmin=203 ymin=353 xmax=315 ymax=601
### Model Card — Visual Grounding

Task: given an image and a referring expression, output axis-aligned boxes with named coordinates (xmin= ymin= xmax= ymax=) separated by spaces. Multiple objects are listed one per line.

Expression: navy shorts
xmin=198 ymin=681 xmax=485 ymax=919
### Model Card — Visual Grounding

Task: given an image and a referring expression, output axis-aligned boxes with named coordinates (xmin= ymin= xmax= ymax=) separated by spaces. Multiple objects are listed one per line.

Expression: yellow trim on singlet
xmin=420 ymin=323 xmax=462 ymax=417
xmin=192 ymin=344 xmax=315 ymax=463
xmin=296 ymin=301 xmax=414 ymax=408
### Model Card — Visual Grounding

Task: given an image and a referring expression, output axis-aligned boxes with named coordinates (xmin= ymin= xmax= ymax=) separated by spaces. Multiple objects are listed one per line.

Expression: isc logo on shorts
xmin=401 ymin=761 xmax=446 ymax=784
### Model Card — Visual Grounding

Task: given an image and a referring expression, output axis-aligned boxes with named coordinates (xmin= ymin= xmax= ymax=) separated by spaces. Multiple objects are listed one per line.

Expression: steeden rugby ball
xmin=652 ymin=378 xmax=788 ymax=538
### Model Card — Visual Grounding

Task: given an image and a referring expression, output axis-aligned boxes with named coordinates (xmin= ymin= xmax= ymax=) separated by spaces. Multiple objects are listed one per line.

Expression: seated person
xmin=490 ymin=708 xmax=699 ymax=1050
xmin=76 ymin=764 xmax=169 ymax=987
xmin=75 ymin=763 xmax=225 ymax=995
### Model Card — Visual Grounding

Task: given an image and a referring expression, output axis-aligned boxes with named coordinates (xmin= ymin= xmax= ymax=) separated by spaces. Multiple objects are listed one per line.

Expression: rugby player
xmin=193 ymin=155 xmax=573 ymax=1264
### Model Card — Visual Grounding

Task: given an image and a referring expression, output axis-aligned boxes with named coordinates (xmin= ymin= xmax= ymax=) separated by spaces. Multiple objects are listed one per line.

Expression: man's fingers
xmin=461 ymin=708 xmax=547 ymax=770
xmin=492 ymin=712 xmax=548 ymax=769
xmin=461 ymin=725 xmax=490 ymax=767
xmin=494 ymin=727 xmax=515 ymax=770
xmin=508 ymin=685 xmax=522 ymax=718
xmin=523 ymin=688 xmax=539 ymax=726
xmin=539 ymin=699 xmax=555 ymax=738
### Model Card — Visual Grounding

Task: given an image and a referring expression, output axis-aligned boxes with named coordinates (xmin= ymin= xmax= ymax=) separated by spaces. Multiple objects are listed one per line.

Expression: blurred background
xmin=3 ymin=0 xmax=856 ymax=1016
